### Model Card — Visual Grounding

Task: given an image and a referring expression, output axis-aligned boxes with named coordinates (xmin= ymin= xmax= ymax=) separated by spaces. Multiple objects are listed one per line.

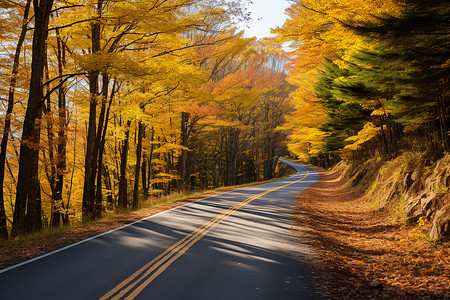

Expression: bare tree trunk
xmin=178 ymin=112 xmax=189 ymax=191
xmin=146 ymin=126 xmax=155 ymax=196
xmin=91 ymin=73 xmax=110 ymax=218
xmin=379 ymin=116 xmax=389 ymax=155
xmin=43 ymin=61 xmax=58 ymax=227
xmin=103 ymin=164 xmax=114 ymax=209
xmin=141 ymin=157 xmax=147 ymax=197
xmin=438 ymin=80 xmax=449 ymax=153
xmin=12 ymin=0 xmax=54 ymax=237
xmin=225 ymin=128 xmax=240 ymax=186
xmin=118 ymin=120 xmax=131 ymax=210
xmin=133 ymin=122 xmax=144 ymax=209
xmin=82 ymin=1 xmax=102 ymax=220
xmin=50 ymin=32 xmax=68 ymax=227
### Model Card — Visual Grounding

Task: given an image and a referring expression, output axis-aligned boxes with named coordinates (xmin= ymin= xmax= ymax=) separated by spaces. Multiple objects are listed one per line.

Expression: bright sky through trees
xmin=243 ymin=0 xmax=290 ymax=38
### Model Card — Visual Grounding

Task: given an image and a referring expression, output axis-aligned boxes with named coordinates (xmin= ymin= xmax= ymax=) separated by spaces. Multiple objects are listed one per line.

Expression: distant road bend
xmin=0 ymin=159 xmax=321 ymax=299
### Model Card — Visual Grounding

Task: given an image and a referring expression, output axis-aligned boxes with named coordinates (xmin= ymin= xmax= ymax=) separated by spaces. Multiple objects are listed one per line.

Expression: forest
xmin=274 ymin=0 xmax=450 ymax=242
xmin=0 ymin=0 xmax=449 ymax=242
xmin=275 ymin=0 xmax=449 ymax=165
xmin=0 ymin=0 xmax=292 ymax=239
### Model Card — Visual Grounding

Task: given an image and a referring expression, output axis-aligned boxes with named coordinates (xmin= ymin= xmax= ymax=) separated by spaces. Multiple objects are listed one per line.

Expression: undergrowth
xmin=1 ymin=169 xmax=297 ymax=249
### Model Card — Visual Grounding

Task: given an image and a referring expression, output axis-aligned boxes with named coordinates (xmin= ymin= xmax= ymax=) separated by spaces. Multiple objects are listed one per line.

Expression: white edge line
xmin=0 ymin=191 xmax=232 ymax=275
xmin=0 ymin=160 xmax=311 ymax=275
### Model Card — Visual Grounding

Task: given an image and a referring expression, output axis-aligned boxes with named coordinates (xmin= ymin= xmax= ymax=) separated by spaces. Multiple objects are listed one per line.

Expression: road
xmin=0 ymin=159 xmax=321 ymax=299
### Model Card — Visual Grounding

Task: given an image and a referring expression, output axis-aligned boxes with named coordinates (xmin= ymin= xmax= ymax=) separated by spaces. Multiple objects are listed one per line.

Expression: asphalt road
xmin=0 ymin=159 xmax=321 ymax=299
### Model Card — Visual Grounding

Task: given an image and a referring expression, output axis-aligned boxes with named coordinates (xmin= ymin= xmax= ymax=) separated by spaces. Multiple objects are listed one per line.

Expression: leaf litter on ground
xmin=295 ymin=169 xmax=449 ymax=299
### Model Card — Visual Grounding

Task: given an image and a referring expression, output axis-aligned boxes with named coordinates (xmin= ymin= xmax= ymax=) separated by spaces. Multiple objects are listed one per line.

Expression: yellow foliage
xmin=269 ymin=0 xmax=401 ymax=160
xmin=344 ymin=122 xmax=380 ymax=151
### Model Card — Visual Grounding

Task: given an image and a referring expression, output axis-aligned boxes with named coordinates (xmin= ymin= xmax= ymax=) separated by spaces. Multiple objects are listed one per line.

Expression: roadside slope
xmin=295 ymin=168 xmax=450 ymax=299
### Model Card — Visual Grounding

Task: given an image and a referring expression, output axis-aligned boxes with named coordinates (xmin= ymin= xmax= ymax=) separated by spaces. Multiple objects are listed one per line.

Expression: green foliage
xmin=315 ymin=59 xmax=372 ymax=152
xmin=347 ymin=0 xmax=450 ymax=138
xmin=277 ymin=0 xmax=450 ymax=163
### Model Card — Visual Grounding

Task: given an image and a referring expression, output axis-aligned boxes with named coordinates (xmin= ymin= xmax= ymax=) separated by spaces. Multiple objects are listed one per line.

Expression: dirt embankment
xmin=338 ymin=153 xmax=450 ymax=242
xmin=296 ymin=161 xmax=450 ymax=299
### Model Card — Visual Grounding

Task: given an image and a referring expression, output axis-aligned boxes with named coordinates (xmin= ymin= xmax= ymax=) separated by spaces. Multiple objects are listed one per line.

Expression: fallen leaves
xmin=295 ymin=169 xmax=450 ymax=299
xmin=0 ymin=186 xmax=259 ymax=269
xmin=0 ymin=200 xmax=195 ymax=269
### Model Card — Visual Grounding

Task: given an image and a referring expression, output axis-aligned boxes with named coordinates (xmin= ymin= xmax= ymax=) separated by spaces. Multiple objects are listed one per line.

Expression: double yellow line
xmin=100 ymin=168 xmax=309 ymax=300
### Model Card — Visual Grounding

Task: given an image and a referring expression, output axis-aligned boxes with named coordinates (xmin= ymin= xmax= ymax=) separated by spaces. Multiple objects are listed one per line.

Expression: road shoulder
xmin=295 ymin=168 xmax=450 ymax=299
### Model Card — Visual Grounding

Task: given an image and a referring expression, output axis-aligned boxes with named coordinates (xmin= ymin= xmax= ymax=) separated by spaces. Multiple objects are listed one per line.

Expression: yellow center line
xmin=101 ymin=204 xmax=242 ymax=300
xmin=110 ymin=202 xmax=250 ymax=300
xmin=101 ymin=167 xmax=310 ymax=300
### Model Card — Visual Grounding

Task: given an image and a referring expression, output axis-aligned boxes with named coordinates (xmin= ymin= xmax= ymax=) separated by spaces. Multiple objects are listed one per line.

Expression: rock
xmin=405 ymin=192 xmax=429 ymax=222
xmin=411 ymin=170 xmax=420 ymax=182
xmin=403 ymin=172 xmax=414 ymax=190
xmin=370 ymin=280 xmax=384 ymax=290
xmin=429 ymin=204 xmax=450 ymax=241
xmin=405 ymin=198 xmax=421 ymax=221
xmin=418 ymin=192 xmax=441 ymax=220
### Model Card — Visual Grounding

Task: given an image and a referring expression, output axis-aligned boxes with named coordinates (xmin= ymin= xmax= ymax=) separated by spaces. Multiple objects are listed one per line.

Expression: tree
xmin=12 ymin=0 xmax=55 ymax=236
xmin=0 ymin=0 xmax=293 ymax=237
xmin=272 ymin=0 xmax=401 ymax=161
xmin=0 ymin=0 xmax=32 ymax=239
xmin=348 ymin=0 xmax=450 ymax=153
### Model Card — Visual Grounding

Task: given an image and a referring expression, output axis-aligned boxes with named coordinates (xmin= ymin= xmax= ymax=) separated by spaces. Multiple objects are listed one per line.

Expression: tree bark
xmin=82 ymin=0 xmax=102 ymax=220
xmin=103 ymin=164 xmax=114 ymax=210
xmin=11 ymin=0 xmax=54 ymax=237
xmin=178 ymin=112 xmax=189 ymax=191
xmin=133 ymin=122 xmax=144 ymax=209
xmin=225 ymin=128 xmax=240 ymax=186
xmin=51 ymin=32 xmax=68 ymax=227
xmin=142 ymin=157 xmax=147 ymax=197
xmin=118 ymin=120 xmax=131 ymax=210
xmin=438 ymin=80 xmax=449 ymax=153
xmin=92 ymin=73 xmax=110 ymax=218
xmin=145 ymin=127 xmax=155 ymax=195
xmin=43 ymin=62 xmax=58 ymax=227
xmin=0 ymin=0 xmax=32 ymax=239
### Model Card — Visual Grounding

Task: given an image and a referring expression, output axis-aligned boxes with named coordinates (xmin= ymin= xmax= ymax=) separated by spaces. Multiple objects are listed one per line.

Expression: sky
xmin=241 ymin=0 xmax=291 ymax=39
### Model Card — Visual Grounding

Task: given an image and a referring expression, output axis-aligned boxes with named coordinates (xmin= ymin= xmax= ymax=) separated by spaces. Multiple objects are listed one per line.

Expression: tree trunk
xmin=178 ymin=112 xmax=189 ymax=191
xmin=225 ymin=128 xmax=240 ymax=186
xmin=82 ymin=2 xmax=102 ymax=220
xmin=142 ymin=158 xmax=147 ymax=197
xmin=133 ymin=121 xmax=144 ymax=209
xmin=50 ymin=32 xmax=68 ymax=227
xmin=379 ymin=117 xmax=389 ymax=155
xmin=103 ymin=164 xmax=114 ymax=209
xmin=0 ymin=0 xmax=32 ymax=239
xmin=145 ymin=126 xmax=155 ymax=195
xmin=43 ymin=64 xmax=58 ymax=227
xmin=91 ymin=73 xmax=110 ymax=219
xmin=438 ymin=80 xmax=449 ymax=153
xmin=118 ymin=120 xmax=131 ymax=210
xmin=82 ymin=73 xmax=98 ymax=219
xmin=11 ymin=0 xmax=54 ymax=237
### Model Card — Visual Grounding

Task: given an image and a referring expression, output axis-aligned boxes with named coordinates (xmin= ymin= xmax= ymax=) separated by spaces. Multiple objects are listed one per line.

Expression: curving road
xmin=0 ymin=159 xmax=321 ymax=299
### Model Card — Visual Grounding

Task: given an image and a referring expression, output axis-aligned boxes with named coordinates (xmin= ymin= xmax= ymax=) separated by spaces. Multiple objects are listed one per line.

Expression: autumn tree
xmin=273 ymin=0 xmax=401 ymax=162
xmin=11 ymin=0 xmax=54 ymax=236
xmin=0 ymin=0 xmax=32 ymax=239
xmin=346 ymin=0 xmax=450 ymax=154
xmin=0 ymin=0 xmax=293 ymax=237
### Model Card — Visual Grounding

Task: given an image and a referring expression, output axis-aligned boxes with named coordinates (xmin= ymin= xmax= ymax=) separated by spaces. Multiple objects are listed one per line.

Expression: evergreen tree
xmin=315 ymin=60 xmax=372 ymax=152
xmin=348 ymin=0 xmax=450 ymax=152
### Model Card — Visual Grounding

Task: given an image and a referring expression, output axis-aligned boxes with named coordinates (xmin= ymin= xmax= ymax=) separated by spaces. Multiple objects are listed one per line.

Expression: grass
xmin=1 ymin=225 xmax=75 ymax=248
xmin=1 ymin=170 xmax=297 ymax=249
xmin=138 ymin=172 xmax=298 ymax=211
